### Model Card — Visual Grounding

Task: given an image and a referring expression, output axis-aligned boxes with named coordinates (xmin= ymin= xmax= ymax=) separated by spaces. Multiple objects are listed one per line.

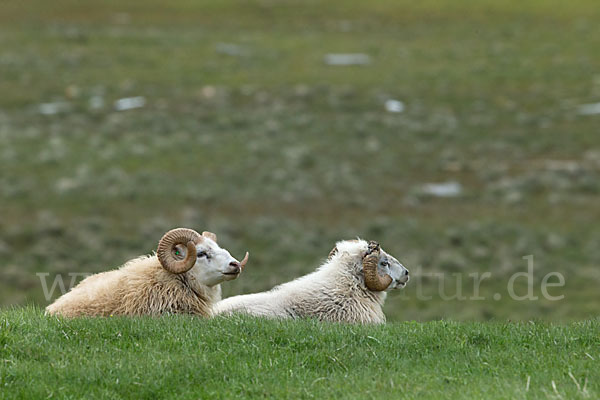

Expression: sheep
xmin=213 ymin=239 xmax=409 ymax=324
xmin=46 ymin=228 xmax=249 ymax=317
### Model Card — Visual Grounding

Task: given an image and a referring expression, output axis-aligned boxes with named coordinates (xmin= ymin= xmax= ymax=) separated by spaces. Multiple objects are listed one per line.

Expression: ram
xmin=46 ymin=228 xmax=249 ymax=317
xmin=213 ymin=239 xmax=408 ymax=324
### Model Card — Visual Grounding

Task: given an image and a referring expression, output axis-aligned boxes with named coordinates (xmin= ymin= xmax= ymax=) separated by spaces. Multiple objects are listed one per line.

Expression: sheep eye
xmin=197 ymin=251 xmax=209 ymax=258
xmin=381 ymin=261 xmax=389 ymax=267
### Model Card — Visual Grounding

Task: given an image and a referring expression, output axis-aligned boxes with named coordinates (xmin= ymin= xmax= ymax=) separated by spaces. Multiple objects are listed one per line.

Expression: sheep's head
xmin=329 ymin=240 xmax=409 ymax=291
xmin=157 ymin=228 xmax=249 ymax=286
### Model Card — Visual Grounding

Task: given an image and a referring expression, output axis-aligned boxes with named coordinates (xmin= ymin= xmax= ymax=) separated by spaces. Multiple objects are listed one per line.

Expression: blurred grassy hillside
xmin=1 ymin=0 xmax=599 ymax=321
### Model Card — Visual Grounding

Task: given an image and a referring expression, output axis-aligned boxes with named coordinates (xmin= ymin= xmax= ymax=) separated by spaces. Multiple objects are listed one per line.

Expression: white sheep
xmin=46 ymin=228 xmax=249 ymax=317
xmin=213 ymin=239 xmax=408 ymax=324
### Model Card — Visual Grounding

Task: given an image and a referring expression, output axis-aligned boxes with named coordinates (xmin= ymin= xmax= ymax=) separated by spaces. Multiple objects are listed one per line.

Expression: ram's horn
xmin=157 ymin=228 xmax=202 ymax=274
xmin=239 ymin=252 xmax=249 ymax=271
xmin=363 ymin=241 xmax=392 ymax=291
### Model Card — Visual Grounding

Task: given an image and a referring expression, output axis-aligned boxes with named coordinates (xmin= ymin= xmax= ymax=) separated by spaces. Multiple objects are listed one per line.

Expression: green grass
xmin=1 ymin=0 xmax=600 ymax=321
xmin=1 ymin=308 xmax=598 ymax=399
xmin=2 ymin=3 xmax=598 ymax=398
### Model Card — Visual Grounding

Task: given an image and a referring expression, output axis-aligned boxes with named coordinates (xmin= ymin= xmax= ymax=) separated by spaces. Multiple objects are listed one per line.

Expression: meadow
xmin=0 ymin=308 xmax=598 ymax=399
xmin=1 ymin=0 xmax=600 ymax=321
xmin=1 ymin=2 xmax=600 ymax=398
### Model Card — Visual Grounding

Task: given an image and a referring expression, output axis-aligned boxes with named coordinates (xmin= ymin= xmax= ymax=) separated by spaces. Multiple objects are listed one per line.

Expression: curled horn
xmin=157 ymin=228 xmax=202 ymax=274
xmin=363 ymin=241 xmax=392 ymax=291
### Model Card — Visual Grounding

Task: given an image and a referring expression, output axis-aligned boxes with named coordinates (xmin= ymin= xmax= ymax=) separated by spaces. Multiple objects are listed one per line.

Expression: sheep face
xmin=377 ymin=250 xmax=409 ymax=290
xmin=331 ymin=239 xmax=409 ymax=291
xmin=175 ymin=238 xmax=245 ymax=287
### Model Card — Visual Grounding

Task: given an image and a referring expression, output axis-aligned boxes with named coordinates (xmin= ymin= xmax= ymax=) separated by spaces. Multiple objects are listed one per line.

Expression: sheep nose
xmin=227 ymin=261 xmax=241 ymax=275
xmin=398 ymin=269 xmax=410 ymax=284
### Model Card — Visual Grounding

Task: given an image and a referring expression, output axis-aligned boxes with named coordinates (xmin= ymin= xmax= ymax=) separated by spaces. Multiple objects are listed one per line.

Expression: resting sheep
xmin=213 ymin=239 xmax=408 ymax=324
xmin=46 ymin=228 xmax=249 ymax=317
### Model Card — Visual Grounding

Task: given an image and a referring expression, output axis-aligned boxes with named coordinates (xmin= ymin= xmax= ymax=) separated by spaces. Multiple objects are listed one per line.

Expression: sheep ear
xmin=327 ymin=246 xmax=338 ymax=260
xmin=202 ymin=231 xmax=217 ymax=242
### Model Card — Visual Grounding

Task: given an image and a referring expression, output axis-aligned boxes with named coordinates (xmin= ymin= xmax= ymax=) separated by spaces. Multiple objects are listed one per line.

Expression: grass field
xmin=2 ymin=2 xmax=599 ymax=398
xmin=0 ymin=308 xmax=598 ymax=399
xmin=1 ymin=0 xmax=600 ymax=321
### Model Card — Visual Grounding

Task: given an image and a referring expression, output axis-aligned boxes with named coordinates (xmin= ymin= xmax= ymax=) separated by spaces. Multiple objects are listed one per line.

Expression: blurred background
xmin=1 ymin=0 xmax=599 ymax=321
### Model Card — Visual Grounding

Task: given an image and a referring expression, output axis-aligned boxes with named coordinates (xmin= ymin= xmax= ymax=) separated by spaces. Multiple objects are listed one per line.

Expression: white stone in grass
xmin=114 ymin=96 xmax=145 ymax=111
xmin=577 ymin=102 xmax=600 ymax=115
xmin=324 ymin=53 xmax=371 ymax=66
xmin=421 ymin=181 xmax=462 ymax=198
xmin=385 ymin=99 xmax=404 ymax=113
xmin=38 ymin=102 xmax=69 ymax=115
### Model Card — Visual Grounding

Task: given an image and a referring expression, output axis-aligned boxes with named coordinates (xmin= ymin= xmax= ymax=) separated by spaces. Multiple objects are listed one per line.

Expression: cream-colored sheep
xmin=46 ymin=228 xmax=248 ymax=317
xmin=213 ymin=239 xmax=408 ymax=324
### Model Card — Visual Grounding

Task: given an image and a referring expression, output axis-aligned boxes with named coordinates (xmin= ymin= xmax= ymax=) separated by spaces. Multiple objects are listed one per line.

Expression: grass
xmin=0 ymin=307 xmax=598 ymax=399
xmin=1 ymin=0 xmax=600 ymax=321
xmin=2 ymin=3 xmax=598 ymax=398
